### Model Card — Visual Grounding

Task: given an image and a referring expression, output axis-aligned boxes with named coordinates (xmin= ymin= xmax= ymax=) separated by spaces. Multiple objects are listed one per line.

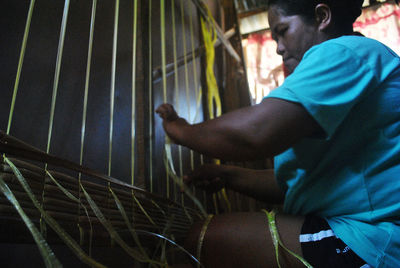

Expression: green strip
xmin=180 ymin=0 xmax=191 ymax=121
xmin=163 ymin=147 xmax=207 ymax=218
xmin=109 ymin=188 xmax=149 ymax=260
xmin=46 ymin=170 xmax=94 ymax=255
xmin=160 ymin=0 xmax=167 ymax=103
xmin=47 ymin=0 xmax=70 ymax=154
xmin=80 ymin=0 xmax=97 ymax=167
xmin=81 ymin=184 xmax=157 ymax=264
xmin=131 ymin=0 xmax=138 ymax=185
xmin=160 ymin=0 xmax=170 ymax=199
xmin=196 ymin=214 xmax=213 ymax=268
xmin=263 ymin=210 xmax=313 ymax=268
xmin=171 ymin=0 xmax=182 ymax=203
xmin=136 ymin=230 xmax=204 ymax=267
xmin=7 ymin=0 xmax=36 ymax=135
xmin=109 ymin=0 xmax=120 ymax=177
xmin=4 ymin=157 xmax=105 ymax=268
xmin=79 ymin=0 xmax=97 ymax=252
xmin=0 ymin=175 xmax=61 ymax=268
xmin=189 ymin=2 xmax=199 ymax=107
xmin=132 ymin=192 xmax=156 ymax=226
xmin=148 ymin=0 xmax=154 ymax=193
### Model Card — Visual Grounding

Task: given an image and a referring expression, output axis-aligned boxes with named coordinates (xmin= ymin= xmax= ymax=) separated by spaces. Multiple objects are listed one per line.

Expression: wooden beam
xmin=190 ymin=0 xmax=241 ymax=63
xmin=152 ymin=28 xmax=236 ymax=83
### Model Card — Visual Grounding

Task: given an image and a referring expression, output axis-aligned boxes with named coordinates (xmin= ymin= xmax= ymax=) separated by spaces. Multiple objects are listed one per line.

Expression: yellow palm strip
xmin=42 ymin=0 xmax=71 ymax=237
xmin=262 ymin=210 xmax=313 ymax=268
xmin=4 ymin=157 xmax=105 ymax=268
xmin=160 ymin=0 xmax=171 ymax=199
xmin=108 ymin=0 xmax=119 ymax=177
xmin=7 ymin=0 xmax=36 ymax=135
xmin=79 ymin=0 xmax=97 ymax=251
xmin=200 ymin=5 xmax=231 ymax=213
xmin=171 ymin=0 xmax=183 ymax=203
xmin=109 ymin=188 xmax=149 ymax=259
xmin=131 ymin=0 xmax=138 ymax=185
xmin=46 ymin=171 xmax=93 ymax=254
xmin=81 ymin=183 xmax=161 ymax=265
xmin=0 ymin=174 xmax=61 ymax=268
xmin=46 ymin=0 xmax=70 ymax=155
xmin=148 ymin=0 xmax=154 ymax=193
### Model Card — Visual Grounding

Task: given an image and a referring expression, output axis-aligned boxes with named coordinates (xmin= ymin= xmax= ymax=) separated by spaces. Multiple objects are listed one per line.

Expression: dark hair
xmin=267 ymin=0 xmax=364 ymax=29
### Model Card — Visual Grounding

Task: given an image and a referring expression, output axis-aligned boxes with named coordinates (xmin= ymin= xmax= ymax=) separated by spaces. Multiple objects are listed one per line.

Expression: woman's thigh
xmin=184 ymin=212 xmax=306 ymax=268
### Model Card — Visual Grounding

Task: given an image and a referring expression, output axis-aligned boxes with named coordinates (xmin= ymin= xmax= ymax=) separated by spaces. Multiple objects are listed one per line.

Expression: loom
xmin=0 ymin=0 xmax=251 ymax=266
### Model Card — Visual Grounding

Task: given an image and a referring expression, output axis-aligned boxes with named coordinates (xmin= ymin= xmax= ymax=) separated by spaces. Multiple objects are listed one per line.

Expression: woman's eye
xmin=278 ymin=28 xmax=287 ymax=36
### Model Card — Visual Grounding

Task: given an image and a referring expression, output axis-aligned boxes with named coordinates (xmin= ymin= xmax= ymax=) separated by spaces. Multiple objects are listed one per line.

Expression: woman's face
xmin=268 ymin=5 xmax=321 ymax=75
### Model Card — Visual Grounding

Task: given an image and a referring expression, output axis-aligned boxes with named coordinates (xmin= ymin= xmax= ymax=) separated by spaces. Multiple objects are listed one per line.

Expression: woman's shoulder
xmin=323 ymin=35 xmax=399 ymax=58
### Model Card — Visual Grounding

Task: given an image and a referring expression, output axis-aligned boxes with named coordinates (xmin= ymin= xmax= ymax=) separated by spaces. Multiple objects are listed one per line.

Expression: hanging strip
xmin=188 ymin=3 xmax=201 ymax=203
xmin=42 ymin=0 xmax=71 ymax=238
xmin=262 ymin=210 xmax=313 ymax=268
xmin=189 ymin=2 xmax=199 ymax=106
xmin=163 ymin=153 xmax=207 ymax=218
xmin=81 ymin=183 xmax=161 ymax=265
xmin=79 ymin=0 xmax=97 ymax=251
xmin=160 ymin=0 xmax=171 ymax=199
xmin=7 ymin=0 xmax=35 ymax=135
xmin=132 ymin=192 xmax=157 ymax=226
xmin=80 ymin=0 xmax=97 ymax=169
xmin=190 ymin=0 xmax=241 ymax=63
xmin=109 ymin=188 xmax=149 ymax=259
xmin=108 ymin=0 xmax=120 ymax=177
xmin=196 ymin=214 xmax=213 ymax=268
xmin=171 ymin=0 xmax=183 ymax=202
xmin=0 ymin=175 xmax=61 ymax=268
xmin=4 ymin=157 xmax=106 ymax=268
xmin=148 ymin=0 xmax=154 ymax=193
xmin=131 ymin=0 xmax=138 ymax=185
xmin=136 ymin=230 xmax=204 ymax=268
xmin=160 ymin=0 xmax=167 ymax=103
xmin=46 ymin=170 xmax=93 ymax=253
xmin=179 ymin=0 xmax=192 ymax=121
xmin=200 ymin=4 xmax=232 ymax=213
xmin=180 ymin=0 xmax=198 ymax=208
xmin=46 ymin=0 xmax=70 ymax=154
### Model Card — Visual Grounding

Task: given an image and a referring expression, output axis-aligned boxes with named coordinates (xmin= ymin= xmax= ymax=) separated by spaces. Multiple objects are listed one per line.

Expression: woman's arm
xmin=186 ymin=164 xmax=285 ymax=204
xmin=156 ymin=98 xmax=322 ymax=161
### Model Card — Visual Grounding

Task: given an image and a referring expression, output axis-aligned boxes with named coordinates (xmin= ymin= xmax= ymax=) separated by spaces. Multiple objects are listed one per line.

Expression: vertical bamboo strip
xmin=131 ymin=0 xmax=138 ymax=186
xmin=79 ymin=0 xmax=97 ymax=254
xmin=160 ymin=0 xmax=170 ymax=199
xmin=46 ymin=0 xmax=70 ymax=155
xmin=188 ymin=3 xmax=199 ymax=200
xmin=42 ymin=0 xmax=71 ymax=236
xmin=148 ymin=0 xmax=154 ymax=193
xmin=179 ymin=0 xmax=191 ymax=122
xmin=189 ymin=3 xmax=199 ymax=107
xmin=7 ymin=0 xmax=36 ymax=135
xmin=171 ymin=0 xmax=183 ymax=203
xmin=80 ymin=0 xmax=97 ymax=175
xmin=108 ymin=0 xmax=120 ymax=177
xmin=181 ymin=1 xmax=199 ymax=207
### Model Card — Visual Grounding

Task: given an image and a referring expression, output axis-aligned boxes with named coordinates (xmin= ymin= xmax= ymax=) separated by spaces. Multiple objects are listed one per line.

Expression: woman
xmin=156 ymin=0 xmax=400 ymax=267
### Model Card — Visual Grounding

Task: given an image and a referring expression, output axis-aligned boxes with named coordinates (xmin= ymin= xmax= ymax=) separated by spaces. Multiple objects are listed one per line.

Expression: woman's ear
xmin=314 ymin=4 xmax=332 ymax=31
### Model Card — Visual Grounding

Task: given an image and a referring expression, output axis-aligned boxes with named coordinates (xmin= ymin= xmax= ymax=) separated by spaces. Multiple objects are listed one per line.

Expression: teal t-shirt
xmin=265 ymin=36 xmax=400 ymax=268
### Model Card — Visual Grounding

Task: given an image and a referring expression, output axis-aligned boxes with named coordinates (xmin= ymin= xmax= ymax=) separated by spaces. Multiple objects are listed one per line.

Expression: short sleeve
xmin=266 ymin=42 xmax=378 ymax=139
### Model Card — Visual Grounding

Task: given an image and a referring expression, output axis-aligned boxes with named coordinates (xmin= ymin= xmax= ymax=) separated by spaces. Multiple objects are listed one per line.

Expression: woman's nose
xmin=276 ymin=40 xmax=285 ymax=56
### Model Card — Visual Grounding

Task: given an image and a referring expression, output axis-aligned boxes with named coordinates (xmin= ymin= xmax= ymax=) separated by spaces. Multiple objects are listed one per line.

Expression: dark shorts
xmin=300 ymin=216 xmax=371 ymax=268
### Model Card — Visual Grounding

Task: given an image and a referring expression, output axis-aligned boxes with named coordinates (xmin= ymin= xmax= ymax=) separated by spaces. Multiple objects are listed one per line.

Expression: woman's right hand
xmin=184 ymin=164 xmax=229 ymax=193
xmin=156 ymin=103 xmax=189 ymax=144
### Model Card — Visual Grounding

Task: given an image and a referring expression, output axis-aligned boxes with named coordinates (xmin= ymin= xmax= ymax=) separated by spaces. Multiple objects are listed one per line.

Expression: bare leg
xmin=184 ymin=212 xmax=305 ymax=268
